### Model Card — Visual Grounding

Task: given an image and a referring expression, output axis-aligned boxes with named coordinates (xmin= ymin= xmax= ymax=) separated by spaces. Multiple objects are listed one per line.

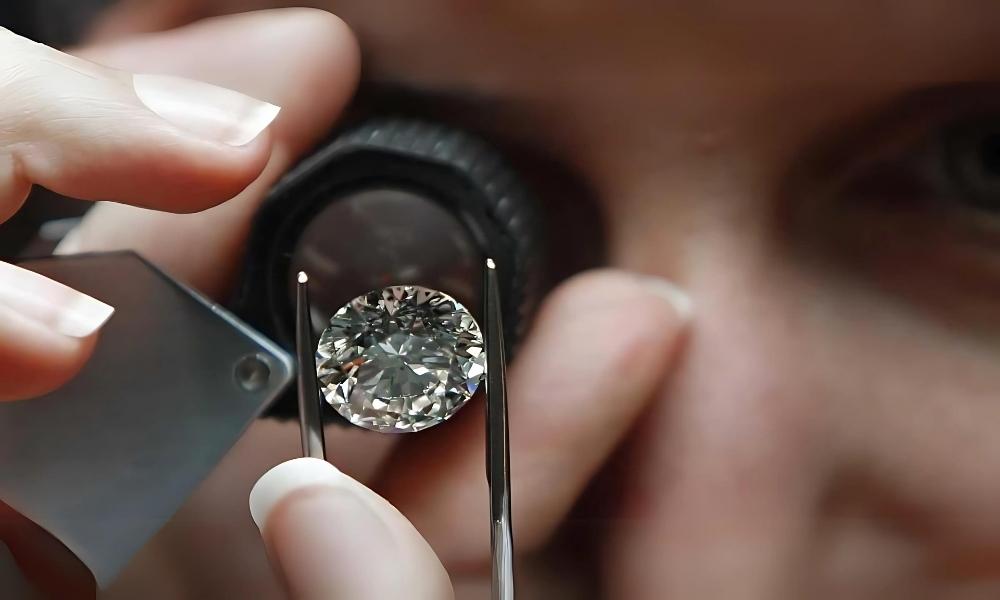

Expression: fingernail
xmin=133 ymin=74 xmax=280 ymax=146
xmin=251 ymin=458 xmax=454 ymax=599
xmin=637 ymin=275 xmax=694 ymax=320
xmin=250 ymin=458 xmax=400 ymax=598
xmin=250 ymin=457 xmax=349 ymax=534
xmin=0 ymin=262 xmax=114 ymax=338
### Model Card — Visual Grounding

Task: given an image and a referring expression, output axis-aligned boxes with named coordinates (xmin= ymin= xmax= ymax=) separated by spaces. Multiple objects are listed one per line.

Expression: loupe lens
xmin=287 ymin=187 xmax=482 ymax=335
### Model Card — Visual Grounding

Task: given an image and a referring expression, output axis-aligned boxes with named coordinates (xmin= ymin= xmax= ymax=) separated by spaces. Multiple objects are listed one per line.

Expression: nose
xmin=606 ymin=241 xmax=835 ymax=598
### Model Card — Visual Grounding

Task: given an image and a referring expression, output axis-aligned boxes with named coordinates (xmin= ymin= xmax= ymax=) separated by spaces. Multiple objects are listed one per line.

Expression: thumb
xmin=0 ymin=26 xmax=279 ymax=222
xmin=250 ymin=458 xmax=454 ymax=600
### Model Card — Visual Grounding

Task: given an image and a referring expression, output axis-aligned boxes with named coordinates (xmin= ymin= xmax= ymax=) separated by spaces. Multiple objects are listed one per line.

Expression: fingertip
xmin=255 ymin=8 xmax=360 ymax=75
xmin=536 ymin=269 xmax=694 ymax=402
xmin=249 ymin=457 xmax=345 ymax=534
xmin=635 ymin=274 xmax=695 ymax=321
xmin=133 ymin=126 xmax=275 ymax=212
xmin=229 ymin=8 xmax=360 ymax=152
xmin=539 ymin=269 xmax=692 ymax=347
xmin=0 ymin=263 xmax=113 ymax=400
xmin=250 ymin=457 xmax=453 ymax=600
xmin=0 ymin=306 xmax=97 ymax=401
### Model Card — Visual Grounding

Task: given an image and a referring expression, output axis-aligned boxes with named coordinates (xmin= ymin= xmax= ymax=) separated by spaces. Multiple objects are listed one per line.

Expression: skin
xmin=20 ymin=2 xmax=1000 ymax=598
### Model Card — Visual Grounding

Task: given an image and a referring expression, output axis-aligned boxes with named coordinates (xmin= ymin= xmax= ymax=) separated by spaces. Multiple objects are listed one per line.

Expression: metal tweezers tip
xmin=296 ymin=272 xmax=326 ymax=460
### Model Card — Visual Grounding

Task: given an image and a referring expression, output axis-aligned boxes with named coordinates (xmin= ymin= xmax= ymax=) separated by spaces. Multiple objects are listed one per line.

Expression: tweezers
xmin=295 ymin=271 xmax=326 ymax=460
xmin=294 ymin=259 xmax=515 ymax=600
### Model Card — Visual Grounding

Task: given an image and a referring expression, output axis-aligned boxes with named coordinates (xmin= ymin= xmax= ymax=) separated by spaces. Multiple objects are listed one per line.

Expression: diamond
xmin=316 ymin=285 xmax=487 ymax=432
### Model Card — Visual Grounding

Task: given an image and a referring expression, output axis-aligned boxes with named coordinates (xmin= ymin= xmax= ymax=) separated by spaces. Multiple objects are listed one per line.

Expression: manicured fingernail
xmin=251 ymin=458 xmax=455 ymax=599
xmin=133 ymin=74 xmax=280 ymax=146
xmin=637 ymin=275 xmax=694 ymax=320
xmin=0 ymin=262 xmax=114 ymax=338
xmin=250 ymin=458 xmax=409 ymax=599
xmin=250 ymin=458 xmax=349 ymax=533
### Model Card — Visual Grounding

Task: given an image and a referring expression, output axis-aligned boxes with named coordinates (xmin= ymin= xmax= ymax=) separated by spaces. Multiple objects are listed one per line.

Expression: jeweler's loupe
xmin=233 ymin=117 xmax=545 ymax=421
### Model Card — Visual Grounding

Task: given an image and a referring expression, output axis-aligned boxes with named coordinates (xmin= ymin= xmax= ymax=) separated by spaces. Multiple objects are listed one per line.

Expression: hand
xmin=0 ymin=13 xmax=284 ymax=596
xmin=1 ymin=13 xmax=459 ymax=598
xmin=52 ymin=9 xmax=695 ymax=599
xmin=0 ymin=21 xmax=279 ymax=402
xmin=249 ymin=458 xmax=453 ymax=599
xmin=4 ymin=9 xmax=451 ymax=599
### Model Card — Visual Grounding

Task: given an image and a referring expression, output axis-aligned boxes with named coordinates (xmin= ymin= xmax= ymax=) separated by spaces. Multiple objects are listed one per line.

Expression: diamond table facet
xmin=316 ymin=285 xmax=486 ymax=432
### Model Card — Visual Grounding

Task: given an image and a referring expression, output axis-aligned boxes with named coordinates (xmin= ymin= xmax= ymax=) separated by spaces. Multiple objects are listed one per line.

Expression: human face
xmin=83 ymin=3 xmax=1000 ymax=598
xmin=313 ymin=4 xmax=1000 ymax=596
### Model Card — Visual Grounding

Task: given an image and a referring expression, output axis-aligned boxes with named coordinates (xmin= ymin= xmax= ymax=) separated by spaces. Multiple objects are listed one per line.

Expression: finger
xmin=0 ymin=261 xmax=112 ymax=401
xmin=56 ymin=8 xmax=360 ymax=298
xmin=0 ymin=27 xmax=279 ymax=221
xmin=378 ymin=270 xmax=692 ymax=568
xmin=250 ymin=458 xmax=454 ymax=600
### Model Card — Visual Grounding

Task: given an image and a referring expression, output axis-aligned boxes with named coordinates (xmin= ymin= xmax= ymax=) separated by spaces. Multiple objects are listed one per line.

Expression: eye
xmin=938 ymin=117 xmax=1000 ymax=212
xmin=781 ymin=89 xmax=1000 ymax=327
xmin=811 ymin=90 xmax=1000 ymax=223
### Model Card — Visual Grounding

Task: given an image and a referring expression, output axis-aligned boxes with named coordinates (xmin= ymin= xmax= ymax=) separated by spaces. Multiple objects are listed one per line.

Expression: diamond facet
xmin=316 ymin=285 xmax=486 ymax=432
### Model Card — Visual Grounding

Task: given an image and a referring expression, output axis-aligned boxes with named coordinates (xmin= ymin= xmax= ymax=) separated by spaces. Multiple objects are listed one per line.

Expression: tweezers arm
xmin=296 ymin=272 xmax=327 ymax=460
xmin=484 ymin=258 xmax=515 ymax=600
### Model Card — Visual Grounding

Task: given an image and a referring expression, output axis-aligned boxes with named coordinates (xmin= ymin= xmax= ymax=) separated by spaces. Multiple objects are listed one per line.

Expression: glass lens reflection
xmin=288 ymin=187 xmax=482 ymax=334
